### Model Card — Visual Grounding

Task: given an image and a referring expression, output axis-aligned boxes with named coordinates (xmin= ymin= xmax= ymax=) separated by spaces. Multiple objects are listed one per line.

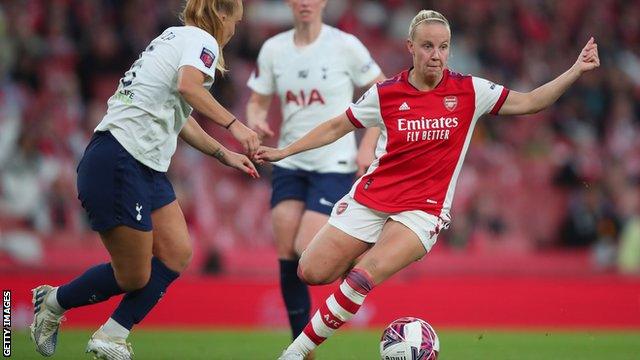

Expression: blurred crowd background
xmin=0 ymin=0 xmax=639 ymax=276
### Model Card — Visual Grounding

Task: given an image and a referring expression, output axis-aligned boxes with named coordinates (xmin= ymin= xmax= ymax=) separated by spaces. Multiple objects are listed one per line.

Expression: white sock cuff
xmin=102 ymin=318 xmax=130 ymax=339
xmin=339 ymin=281 xmax=366 ymax=305
xmin=45 ymin=287 xmax=65 ymax=314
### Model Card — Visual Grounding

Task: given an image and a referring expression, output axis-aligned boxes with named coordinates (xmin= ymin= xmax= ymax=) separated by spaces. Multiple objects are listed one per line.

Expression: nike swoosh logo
xmin=319 ymin=198 xmax=334 ymax=207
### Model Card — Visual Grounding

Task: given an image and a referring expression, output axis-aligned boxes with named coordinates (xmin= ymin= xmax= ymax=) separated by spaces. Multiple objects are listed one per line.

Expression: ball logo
xmin=336 ymin=202 xmax=349 ymax=215
xmin=443 ymin=96 xmax=458 ymax=111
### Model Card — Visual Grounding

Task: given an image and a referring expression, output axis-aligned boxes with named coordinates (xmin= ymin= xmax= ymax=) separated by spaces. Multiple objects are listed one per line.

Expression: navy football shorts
xmin=76 ymin=131 xmax=176 ymax=232
xmin=270 ymin=165 xmax=355 ymax=215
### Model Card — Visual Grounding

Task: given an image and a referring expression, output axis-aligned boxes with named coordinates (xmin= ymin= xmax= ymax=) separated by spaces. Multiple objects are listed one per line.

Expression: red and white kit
xmin=329 ymin=68 xmax=509 ymax=250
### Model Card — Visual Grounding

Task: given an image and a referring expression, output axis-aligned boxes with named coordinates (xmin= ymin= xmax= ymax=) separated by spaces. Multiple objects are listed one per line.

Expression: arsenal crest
xmin=336 ymin=202 xmax=348 ymax=215
xmin=443 ymin=96 xmax=458 ymax=111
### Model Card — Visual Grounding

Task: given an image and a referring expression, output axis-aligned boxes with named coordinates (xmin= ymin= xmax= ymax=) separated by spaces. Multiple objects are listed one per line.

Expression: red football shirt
xmin=345 ymin=68 xmax=509 ymax=217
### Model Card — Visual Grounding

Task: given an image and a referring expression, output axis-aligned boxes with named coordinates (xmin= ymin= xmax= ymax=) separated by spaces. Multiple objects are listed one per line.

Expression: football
xmin=379 ymin=317 xmax=439 ymax=360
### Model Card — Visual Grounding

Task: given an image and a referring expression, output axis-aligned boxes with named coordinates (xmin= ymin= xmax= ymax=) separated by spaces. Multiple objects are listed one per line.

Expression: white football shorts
xmin=328 ymin=194 xmax=450 ymax=253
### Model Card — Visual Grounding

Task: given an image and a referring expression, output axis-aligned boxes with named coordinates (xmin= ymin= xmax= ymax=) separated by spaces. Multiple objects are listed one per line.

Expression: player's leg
xmin=83 ymin=227 xmax=154 ymax=359
xmin=30 ymin=226 xmax=153 ymax=357
xmin=277 ymin=223 xmax=374 ymax=359
xmin=296 ymin=223 xmax=372 ymax=285
xmin=91 ymin=172 xmax=186 ymax=348
xmin=271 ymin=166 xmax=309 ymax=339
xmin=94 ymin=201 xmax=186 ymax=341
xmin=30 ymin=131 xmax=154 ymax=357
xmin=284 ymin=212 xmax=439 ymax=358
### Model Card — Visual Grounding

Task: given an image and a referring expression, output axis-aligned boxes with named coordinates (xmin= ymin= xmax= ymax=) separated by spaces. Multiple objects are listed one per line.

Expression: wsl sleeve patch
xmin=200 ymin=47 xmax=216 ymax=68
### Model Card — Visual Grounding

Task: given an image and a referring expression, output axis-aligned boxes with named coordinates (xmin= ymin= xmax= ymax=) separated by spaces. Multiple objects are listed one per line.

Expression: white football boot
xmin=277 ymin=349 xmax=305 ymax=360
xmin=30 ymin=285 xmax=65 ymax=356
xmin=85 ymin=328 xmax=133 ymax=360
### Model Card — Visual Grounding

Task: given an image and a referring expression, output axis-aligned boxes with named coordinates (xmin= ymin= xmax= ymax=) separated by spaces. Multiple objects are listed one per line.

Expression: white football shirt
xmin=96 ymin=26 xmax=220 ymax=172
xmin=247 ymin=25 xmax=381 ymax=173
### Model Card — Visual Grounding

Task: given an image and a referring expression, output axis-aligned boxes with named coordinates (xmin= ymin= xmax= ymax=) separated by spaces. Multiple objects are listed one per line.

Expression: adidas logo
xmin=399 ymin=102 xmax=410 ymax=111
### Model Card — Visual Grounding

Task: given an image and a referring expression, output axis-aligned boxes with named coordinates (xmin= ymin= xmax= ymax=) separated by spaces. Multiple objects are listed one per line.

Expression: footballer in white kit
xmin=246 ymin=15 xmax=383 ymax=345
xmin=249 ymin=24 xmax=381 ymax=173
xmin=30 ymin=1 xmax=260 ymax=358
xmin=97 ymin=26 xmax=220 ymax=173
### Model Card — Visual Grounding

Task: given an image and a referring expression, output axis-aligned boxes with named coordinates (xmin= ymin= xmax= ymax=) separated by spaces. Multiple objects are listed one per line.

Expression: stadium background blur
xmin=1 ymin=0 xmax=639 ymax=344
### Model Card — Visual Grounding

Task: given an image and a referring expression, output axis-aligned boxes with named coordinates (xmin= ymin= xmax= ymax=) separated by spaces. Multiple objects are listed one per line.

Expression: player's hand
xmin=218 ymin=149 xmax=260 ymax=179
xmin=254 ymin=146 xmax=288 ymax=163
xmin=574 ymin=37 xmax=600 ymax=74
xmin=229 ymin=120 xmax=261 ymax=156
xmin=248 ymin=118 xmax=275 ymax=139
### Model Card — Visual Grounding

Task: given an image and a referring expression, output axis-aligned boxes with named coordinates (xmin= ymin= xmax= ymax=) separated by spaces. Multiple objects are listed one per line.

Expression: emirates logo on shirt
xmin=397 ymin=117 xmax=459 ymax=142
xmin=443 ymin=96 xmax=458 ymax=111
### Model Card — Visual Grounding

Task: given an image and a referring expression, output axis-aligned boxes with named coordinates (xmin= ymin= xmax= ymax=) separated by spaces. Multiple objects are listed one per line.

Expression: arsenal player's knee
xmin=297 ymin=262 xmax=336 ymax=285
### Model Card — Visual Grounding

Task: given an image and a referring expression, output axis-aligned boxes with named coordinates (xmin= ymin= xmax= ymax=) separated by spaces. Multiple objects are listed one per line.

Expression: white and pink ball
xmin=379 ymin=317 xmax=439 ymax=360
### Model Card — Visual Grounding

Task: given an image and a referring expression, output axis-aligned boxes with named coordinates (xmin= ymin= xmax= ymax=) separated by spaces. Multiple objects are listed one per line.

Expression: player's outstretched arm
xmin=255 ymin=113 xmax=357 ymax=163
xmin=499 ymin=37 xmax=600 ymax=116
xmin=177 ymin=65 xmax=260 ymax=155
xmin=180 ymin=116 xmax=259 ymax=178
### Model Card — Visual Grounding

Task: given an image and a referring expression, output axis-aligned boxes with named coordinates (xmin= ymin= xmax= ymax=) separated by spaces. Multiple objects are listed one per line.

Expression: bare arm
xmin=179 ymin=116 xmax=259 ymax=178
xmin=256 ymin=113 xmax=357 ymax=162
xmin=246 ymin=91 xmax=275 ymax=138
xmin=177 ymin=66 xmax=260 ymax=154
xmin=499 ymin=37 xmax=600 ymax=116
xmin=356 ymin=73 xmax=386 ymax=176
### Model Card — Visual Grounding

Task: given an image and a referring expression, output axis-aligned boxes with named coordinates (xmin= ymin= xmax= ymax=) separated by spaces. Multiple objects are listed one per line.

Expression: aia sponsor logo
xmin=336 ymin=202 xmax=348 ymax=215
xmin=443 ymin=96 xmax=457 ymax=111
xmin=285 ymin=89 xmax=325 ymax=107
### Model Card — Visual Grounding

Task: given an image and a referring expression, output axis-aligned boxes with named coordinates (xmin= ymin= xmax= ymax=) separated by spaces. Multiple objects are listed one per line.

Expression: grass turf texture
xmin=12 ymin=329 xmax=640 ymax=359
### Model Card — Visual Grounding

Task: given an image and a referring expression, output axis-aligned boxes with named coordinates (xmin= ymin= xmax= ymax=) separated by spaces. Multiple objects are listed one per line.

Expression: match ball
xmin=379 ymin=317 xmax=439 ymax=360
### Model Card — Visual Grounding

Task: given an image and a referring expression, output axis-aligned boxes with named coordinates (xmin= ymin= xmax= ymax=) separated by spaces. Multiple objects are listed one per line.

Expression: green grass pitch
xmin=11 ymin=329 xmax=640 ymax=359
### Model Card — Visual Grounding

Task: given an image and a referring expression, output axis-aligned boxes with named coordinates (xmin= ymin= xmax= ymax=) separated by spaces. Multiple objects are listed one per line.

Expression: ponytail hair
xmin=180 ymin=0 xmax=241 ymax=72
xmin=408 ymin=10 xmax=450 ymax=40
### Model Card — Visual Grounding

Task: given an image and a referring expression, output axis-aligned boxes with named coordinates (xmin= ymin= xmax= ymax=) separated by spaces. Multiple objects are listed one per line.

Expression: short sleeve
xmin=472 ymin=77 xmax=510 ymax=115
xmin=178 ymin=29 xmax=219 ymax=81
xmin=246 ymin=40 xmax=276 ymax=95
xmin=344 ymin=34 xmax=382 ymax=87
xmin=346 ymin=84 xmax=382 ymax=128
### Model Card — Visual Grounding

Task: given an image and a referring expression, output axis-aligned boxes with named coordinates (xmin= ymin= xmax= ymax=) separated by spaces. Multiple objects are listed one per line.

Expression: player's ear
xmin=406 ymin=39 xmax=414 ymax=55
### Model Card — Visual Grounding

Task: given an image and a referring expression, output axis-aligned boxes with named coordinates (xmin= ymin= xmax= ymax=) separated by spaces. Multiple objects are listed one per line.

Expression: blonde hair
xmin=408 ymin=10 xmax=450 ymax=40
xmin=180 ymin=0 xmax=241 ymax=72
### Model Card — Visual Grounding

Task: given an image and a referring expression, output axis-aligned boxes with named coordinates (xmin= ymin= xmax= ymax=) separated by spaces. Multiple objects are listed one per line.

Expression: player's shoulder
xmin=440 ymin=69 xmax=476 ymax=92
xmin=322 ymin=25 xmax=363 ymax=46
xmin=171 ymin=26 xmax=218 ymax=45
xmin=447 ymin=69 xmax=473 ymax=82
xmin=377 ymin=71 xmax=405 ymax=90
xmin=262 ymin=29 xmax=294 ymax=50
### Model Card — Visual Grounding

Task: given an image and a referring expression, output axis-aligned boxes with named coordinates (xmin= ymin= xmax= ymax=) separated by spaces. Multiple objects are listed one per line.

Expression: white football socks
xmin=287 ymin=332 xmax=316 ymax=356
xmin=44 ymin=287 xmax=65 ymax=315
xmin=101 ymin=318 xmax=130 ymax=339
